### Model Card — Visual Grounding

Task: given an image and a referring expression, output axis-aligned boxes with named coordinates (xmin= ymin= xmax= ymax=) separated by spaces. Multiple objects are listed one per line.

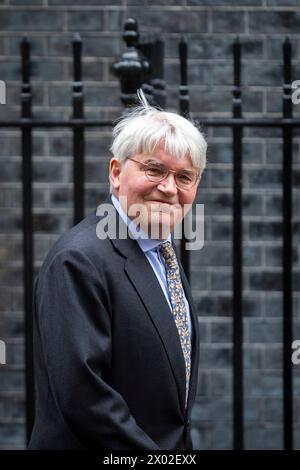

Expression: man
xmin=28 ymin=91 xmax=207 ymax=450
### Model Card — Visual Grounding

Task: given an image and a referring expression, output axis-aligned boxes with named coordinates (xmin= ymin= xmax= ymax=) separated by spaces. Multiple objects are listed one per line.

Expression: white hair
xmin=109 ymin=90 xmax=207 ymax=190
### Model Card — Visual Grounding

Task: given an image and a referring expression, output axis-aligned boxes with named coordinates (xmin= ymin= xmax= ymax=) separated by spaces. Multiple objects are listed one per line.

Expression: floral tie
xmin=159 ymin=241 xmax=191 ymax=406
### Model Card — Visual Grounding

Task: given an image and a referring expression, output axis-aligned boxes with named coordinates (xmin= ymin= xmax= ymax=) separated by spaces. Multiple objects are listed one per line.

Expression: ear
xmin=109 ymin=157 xmax=121 ymax=194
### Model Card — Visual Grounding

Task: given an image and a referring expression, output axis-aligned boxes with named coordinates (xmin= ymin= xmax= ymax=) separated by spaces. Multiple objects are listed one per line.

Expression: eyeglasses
xmin=127 ymin=157 xmax=200 ymax=190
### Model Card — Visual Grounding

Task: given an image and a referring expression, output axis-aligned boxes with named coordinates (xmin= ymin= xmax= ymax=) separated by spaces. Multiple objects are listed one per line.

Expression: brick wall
xmin=0 ymin=0 xmax=299 ymax=450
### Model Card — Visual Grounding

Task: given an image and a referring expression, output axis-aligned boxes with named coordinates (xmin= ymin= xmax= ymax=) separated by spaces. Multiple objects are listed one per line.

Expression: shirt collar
xmin=111 ymin=193 xmax=171 ymax=253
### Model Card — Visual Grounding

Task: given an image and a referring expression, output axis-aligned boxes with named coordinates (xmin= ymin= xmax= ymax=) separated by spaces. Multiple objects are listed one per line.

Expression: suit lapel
xmin=115 ymin=238 xmax=186 ymax=413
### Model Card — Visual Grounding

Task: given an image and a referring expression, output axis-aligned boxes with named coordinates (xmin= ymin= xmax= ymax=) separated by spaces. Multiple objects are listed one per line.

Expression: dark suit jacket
xmin=28 ymin=199 xmax=200 ymax=450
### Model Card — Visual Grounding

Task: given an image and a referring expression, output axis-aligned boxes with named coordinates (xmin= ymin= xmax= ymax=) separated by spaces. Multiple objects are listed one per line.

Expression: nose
xmin=157 ymin=172 xmax=178 ymax=196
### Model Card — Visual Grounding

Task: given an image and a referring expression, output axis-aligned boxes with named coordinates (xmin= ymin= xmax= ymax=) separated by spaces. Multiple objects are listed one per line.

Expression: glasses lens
xmin=144 ymin=161 xmax=199 ymax=189
xmin=175 ymin=171 xmax=198 ymax=189
xmin=145 ymin=164 xmax=167 ymax=181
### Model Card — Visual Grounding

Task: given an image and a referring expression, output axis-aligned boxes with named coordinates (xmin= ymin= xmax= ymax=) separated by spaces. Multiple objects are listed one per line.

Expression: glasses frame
xmin=127 ymin=157 xmax=200 ymax=190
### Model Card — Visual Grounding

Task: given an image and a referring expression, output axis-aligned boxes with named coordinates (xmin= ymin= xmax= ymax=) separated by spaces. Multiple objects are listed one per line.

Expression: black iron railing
xmin=0 ymin=18 xmax=296 ymax=450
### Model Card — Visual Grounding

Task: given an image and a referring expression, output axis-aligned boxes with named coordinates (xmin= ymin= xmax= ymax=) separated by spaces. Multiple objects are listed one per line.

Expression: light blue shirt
xmin=111 ymin=194 xmax=192 ymax=338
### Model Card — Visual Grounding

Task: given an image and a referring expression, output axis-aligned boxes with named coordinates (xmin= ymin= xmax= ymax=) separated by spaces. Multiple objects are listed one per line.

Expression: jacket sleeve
xmin=35 ymin=247 xmax=160 ymax=450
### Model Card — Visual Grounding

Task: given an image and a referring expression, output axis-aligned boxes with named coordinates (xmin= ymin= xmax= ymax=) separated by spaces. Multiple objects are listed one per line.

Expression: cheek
xmin=129 ymin=179 xmax=156 ymax=197
xmin=180 ymin=189 xmax=197 ymax=207
xmin=119 ymin=178 xmax=152 ymax=204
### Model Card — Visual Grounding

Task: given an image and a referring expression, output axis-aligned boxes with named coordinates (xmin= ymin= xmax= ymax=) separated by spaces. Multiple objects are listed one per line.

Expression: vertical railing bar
xmin=179 ymin=36 xmax=188 ymax=118
xmin=21 ymin=36 xmax=35 ymax=444
xmin=72 ymin=33 xmax=85 ymax=225
xmin=151 ymin=39 xmax=166 ymax=109
xmin=232 ymin=36 xmax=244 ymax=450
xmin=178 ymin=37 xmax=190 ymax=281
xmin=282 ymin=36 xmax=293 ymax=450
xmin=140 ymin=38 xmax=154 ymax=103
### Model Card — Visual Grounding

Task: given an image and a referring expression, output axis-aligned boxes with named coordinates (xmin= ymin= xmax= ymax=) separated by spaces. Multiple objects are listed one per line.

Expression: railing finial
xmin=112 ymin=18 xmax=150 ymax=107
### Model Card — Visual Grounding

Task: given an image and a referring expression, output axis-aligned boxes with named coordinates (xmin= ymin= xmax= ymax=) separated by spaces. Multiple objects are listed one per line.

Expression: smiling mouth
xmin=146 ymin=201 xmax=182 ymax=214
xmin=147 ymin=200 xmax=176 ymax=206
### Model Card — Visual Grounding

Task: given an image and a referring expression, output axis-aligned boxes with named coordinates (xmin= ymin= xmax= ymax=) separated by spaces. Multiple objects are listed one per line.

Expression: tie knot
xmin=159 ymin=242 xmax=178 ymax=269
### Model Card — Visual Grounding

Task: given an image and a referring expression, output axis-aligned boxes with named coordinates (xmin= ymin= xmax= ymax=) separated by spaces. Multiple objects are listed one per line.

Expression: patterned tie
xmin=159 ymin=241 xmax=191 ymax=406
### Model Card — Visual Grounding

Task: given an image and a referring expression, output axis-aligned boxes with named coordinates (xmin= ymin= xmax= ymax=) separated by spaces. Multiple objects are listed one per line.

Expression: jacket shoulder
xmin=40 ymin=210 xmax=112 ymax=273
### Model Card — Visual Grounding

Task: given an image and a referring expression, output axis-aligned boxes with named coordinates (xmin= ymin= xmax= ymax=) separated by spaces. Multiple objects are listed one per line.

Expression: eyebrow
xmin=142 ymin=158 xmax=162 ymax=165
xmin=142 ymin=159 xmax=197 ymax=172
xmin=141 ymin=158 xmax=197 ymax=172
